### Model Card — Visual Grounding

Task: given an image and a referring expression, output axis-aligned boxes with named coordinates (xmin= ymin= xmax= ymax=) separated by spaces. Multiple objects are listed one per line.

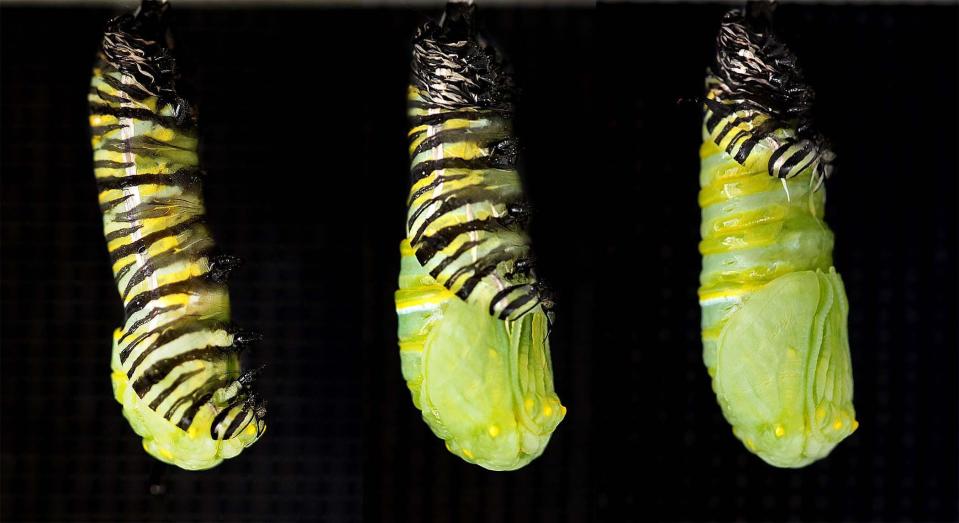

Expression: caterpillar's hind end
xmin=110 ymin=354 xmax=265 ymax=470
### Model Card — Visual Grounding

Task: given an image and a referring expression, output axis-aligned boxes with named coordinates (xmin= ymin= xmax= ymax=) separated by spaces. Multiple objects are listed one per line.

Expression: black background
xmin=1 ymin=3 xmax=956 ymax=522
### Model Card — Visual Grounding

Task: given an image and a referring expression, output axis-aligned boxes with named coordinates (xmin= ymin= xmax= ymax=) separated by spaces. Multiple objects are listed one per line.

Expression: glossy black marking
xmin=94 ymin=159 xmax=135 ymax=170
xmin=407 ymin=173 xmax=469 ymax=205
xmin=408 ymin=110 xmax=489 ymax=128
xmin=96 ymin=169 xmax=202 ymax=192
xmin=408 ymin=185 xmax=507 ymax=238
xmin=410 ymin=157 xmax=511 ymax=184
xmin=89 ymin=104 xmax=191 ymax=133
xmin=108 ymin=214 xmax=204 ymax=263
xmin=132 ymin=345 xmax=231 ymax=397
xmin=428 ymin=238 xmax=486 ymax=280
xmin=122 ymin=275 xmax=216 ymax=320
xmin=221 ymin=406 xmax=251 ymax=440
xmin=413 ymin=215 xmax=517 ymax=265
xmin=118 ymin=304 xmax=182 ymax=345
xmin=100 ymin=194 xmax=133 ymax=213
xmin=148 ymin=368 xmax=202 ymax=410
xmin=104 ymin=224 xmax=143 ymax=243
xmin=125 ymin=320 xmax=229 ymax=376
xmin=451 ymin=246 xmax=516 ymax=300
xmin=121 ymin=242 xmax=213 ymax=300
xmin=489 ymin=283 xmax=528 ymax=316
xmin=498 ymin=289 xmax=536 ymax=320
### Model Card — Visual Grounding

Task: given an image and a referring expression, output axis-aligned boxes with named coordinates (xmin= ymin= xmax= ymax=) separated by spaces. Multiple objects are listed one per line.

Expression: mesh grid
xmin=2 ymin=4 xmax=957 ymax=523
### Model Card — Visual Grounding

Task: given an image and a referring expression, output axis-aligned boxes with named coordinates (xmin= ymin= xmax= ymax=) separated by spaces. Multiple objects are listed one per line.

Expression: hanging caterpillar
xmin=395 ymin=1 xmax=565 ymax=471
xmin=697 ymin=4 xmax=857 ymax=468
xmin=88 ymin=0 xmax=265 ymax=470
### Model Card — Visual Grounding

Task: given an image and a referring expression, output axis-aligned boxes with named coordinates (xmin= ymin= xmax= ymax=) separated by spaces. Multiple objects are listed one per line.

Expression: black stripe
xmin=175 ymin=388 xmax=219 ymax=431
xmin=90 ymin=87 xmax=130 ymax=105
xmin=108 ymin=215 xmax=204 ymax=264
xmin=408 ymin=187 xmax=509 ymax=243
xmin=408 ymin=110 xmax=489 ymax=127
xmin=125 ymin=321 xmax=229 ymax=377
xmin=123 ymin=275 xmax=215 ymax=320
xmin=131 ymin=345 xmax=231 ymax=397
xmin=99 ymin=135 xmax=192 ymax=156
xmin=410 ymin=128 xmax=501 ymax=159
xmin=498 ymin=290 xmax=537 ymax=320
xmin=91 ymin=124 xmax=125 ymax=136
xmin=118 ymin=305 xmax=182 ymax=346
xmin=100 ymin=194 xmax=133 ymax=213
xmin=94 ymin=159 xmax=134 ymax=169
xmin=103 ymin=224 xmax=142 ymax=243
xmin=89 ymin=103 xmax=190 ymax=133
xmin=120 ymin=242 xmax=213 ymax=300
xmin=428 ymin=238 xmax=486 ymax=280
xmin=452 ymin=246 xmax=516 ymax=300
xmin=410 ymin=157 xmax=502 ymax=184
xmin=210 ymin=402 xmax=240 ymax=439
xmin=113 ymin=260 xmax=134 ymax=285
xmin=776 ymin=141 xmax=814 ymax=179
xmin=489 ymin=283 xmax=529 ymax=316
xmin=407 ymin=173 xmax=469 ymax=205
xmin=96 ymin=168 xmax=201 ymax=191
xmin=222 ymin=407 xmax=252 ymax=439
xmin=100 ymin=72 xmax=154 ymax=101
xmin=148 ymin=369 xmax=203 ymax=410
xmin=413 ymin=215 xmax=517 ymax=266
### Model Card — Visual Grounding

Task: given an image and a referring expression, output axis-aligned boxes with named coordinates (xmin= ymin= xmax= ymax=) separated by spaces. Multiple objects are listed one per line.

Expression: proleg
xmin=697 ymin=4 xmax=857 ymax=468
xmin=396 ymin=0 xmax=565 ymax=471
xmin=89 ymin=0 xmax=265 ymax=470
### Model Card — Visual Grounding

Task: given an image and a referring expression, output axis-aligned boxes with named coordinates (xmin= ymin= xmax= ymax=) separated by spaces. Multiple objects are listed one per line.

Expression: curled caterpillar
xmin=396 ymin=1 xmax=565 ymax=471
xmin=698 ymin=4 xmax=857 ymax=468
xmin=88 ymin=0 xmax=265 ymax=470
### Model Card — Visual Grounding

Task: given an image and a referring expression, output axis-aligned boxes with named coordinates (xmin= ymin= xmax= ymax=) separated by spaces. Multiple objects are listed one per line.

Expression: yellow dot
xmin=745 ymin=438 xmax=756 ymax=451
xmin=816 ymin=407 xmax=826 ymax=421
xmin=462 ymin=449 xmax=474 ymax=459
xmin=543 ymin=405 xmax=553 ymax=417
xmin=833 ymin=418 xmax=844 ymax=430
xmin=774 ymin=425 xmax=785 ymax=438
xmin=488 ymin=425 xmax=500 ymax=438
xmin=560 ymin=406 xmax=568 ymax=416
xmin=851 ymin=420 xmax=860 ymax=431
xmin=246 ymin=424 xmax=258 ymax=436
xmin=524 ymin=398 xmax=535 ymax=412
xmin=187 ymin=425 xmax=198 ymax=439
xmin=159 ymin=447 xmax=174 ymax=460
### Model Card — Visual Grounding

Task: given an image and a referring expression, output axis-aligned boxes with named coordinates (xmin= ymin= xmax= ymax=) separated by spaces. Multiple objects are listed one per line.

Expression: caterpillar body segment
xmin=89 ymin=0 xmax=265 ymax=470
xmin=698 ymin=6 xmax=856 ymax=468
xmin=397 ymin=1 xmax=565 ymax=471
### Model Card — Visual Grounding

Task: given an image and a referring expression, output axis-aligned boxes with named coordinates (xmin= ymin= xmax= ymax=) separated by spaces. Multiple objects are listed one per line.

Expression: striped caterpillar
xmin=88 ymin=0 xmax=265 ymax=470
xmin=698 ymin=4 xmax=857 ymax=467
xmin=395 ymin=1 xmax=565 ymax=471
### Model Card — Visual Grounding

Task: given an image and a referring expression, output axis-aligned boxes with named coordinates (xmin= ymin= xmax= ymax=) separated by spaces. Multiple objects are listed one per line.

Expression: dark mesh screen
xmin=2 ymin=4 xmax=956 ymax=523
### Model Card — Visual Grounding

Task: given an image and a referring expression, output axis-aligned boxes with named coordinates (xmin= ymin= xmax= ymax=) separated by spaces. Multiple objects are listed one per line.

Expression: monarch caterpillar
xmin=396 ymin=0 xmax=565 ymax=471
xmin=88 ymin=0 xmax=265 ymax=470
xmin=698 ymin=4 xmax=857 ymax=468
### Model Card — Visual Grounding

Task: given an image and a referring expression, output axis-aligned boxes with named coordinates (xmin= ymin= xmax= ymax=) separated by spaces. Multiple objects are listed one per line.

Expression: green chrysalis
xmin=698 ymin=5 xmax=857 ymax=468
xmin=395 ymin=1 xmax=565 ymax=471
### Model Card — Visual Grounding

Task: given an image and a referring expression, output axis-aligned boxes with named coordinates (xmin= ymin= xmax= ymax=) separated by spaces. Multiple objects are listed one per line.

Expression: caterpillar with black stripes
xmin=697 ymin=4 xmax=857 ymax=467
xmin=88 ymin=0 xmax=265 ymax=470
xmin=396 ymin=0 xmax=565 ymax=471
